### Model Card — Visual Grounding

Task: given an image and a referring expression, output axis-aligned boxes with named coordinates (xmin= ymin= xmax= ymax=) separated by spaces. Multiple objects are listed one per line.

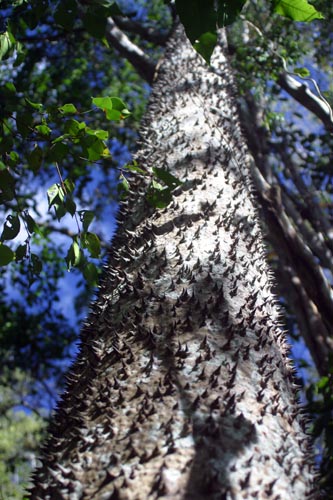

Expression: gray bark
xmin=30 ymin=25 xmax=316 ymax=499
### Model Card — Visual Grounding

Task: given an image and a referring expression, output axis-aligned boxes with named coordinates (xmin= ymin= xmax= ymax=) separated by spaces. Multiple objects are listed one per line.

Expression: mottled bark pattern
xmin=30 ymin=26 xmax=315 ymax=499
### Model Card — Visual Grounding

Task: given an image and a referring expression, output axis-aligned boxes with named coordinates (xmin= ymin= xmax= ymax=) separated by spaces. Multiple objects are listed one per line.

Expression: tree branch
xmin=105 ymin=18 xmax=156 ymax=84
xmin=112 ymin=16 xmax=169 ymax=45
xmin=278 ymin=73 xmax=333 ymax=132
xmin=275 ymin=264 xmax=332 ymax=376
xmin=280 ymin=183 xmax=333 ymax=273
xmin=238 ymin=94 xmax=333 ymax=372
xmin=273 ymin=139 xmax=333 ymax=254
xmin=252 ymin=163 xmax=333 ymax=334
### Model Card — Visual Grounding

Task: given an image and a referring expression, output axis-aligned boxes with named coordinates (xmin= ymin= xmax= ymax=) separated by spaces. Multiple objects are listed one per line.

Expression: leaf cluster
xmin=0 ymin=82 xmax=131 ymax=285
xmin=174 ymin=0 xmax=324 ymax=62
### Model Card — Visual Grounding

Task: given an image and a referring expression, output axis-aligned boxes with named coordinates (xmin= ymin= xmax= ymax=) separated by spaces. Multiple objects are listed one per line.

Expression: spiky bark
xmin=30 ymin=25 xmax=316 ymax=499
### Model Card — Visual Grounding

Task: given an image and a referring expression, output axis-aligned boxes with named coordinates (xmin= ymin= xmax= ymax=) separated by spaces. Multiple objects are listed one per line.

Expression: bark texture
xmin=30 ymin=26 xmax=316 ymax=499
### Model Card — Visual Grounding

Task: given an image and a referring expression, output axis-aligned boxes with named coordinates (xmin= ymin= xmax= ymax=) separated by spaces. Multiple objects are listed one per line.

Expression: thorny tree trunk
xmin=30 ymin=26 xmax=316 ymax=499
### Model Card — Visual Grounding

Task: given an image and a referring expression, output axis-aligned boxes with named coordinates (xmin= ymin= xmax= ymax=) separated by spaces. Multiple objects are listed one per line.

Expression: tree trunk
xmin=30 ymin=25 xmax=316 ymax=500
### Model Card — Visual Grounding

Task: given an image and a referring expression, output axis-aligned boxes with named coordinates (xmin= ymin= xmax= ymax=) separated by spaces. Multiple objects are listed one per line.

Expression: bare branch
xmin=237 ymin=17 xmax=333 ymax=131
xmin=252 ymin=163 xmax=333 ymax=335
xmin=112 ymin=16 xmax=169 ymax=45
xmin=105 ymin=18 xmax=156 ymax=84
xmin=275 ymin=264 xmax=332 ymax=376
xmin=278 ymin=73 xmax=333 ymax=132
xmin=239 ymin=94 xmax=333 ymax=374
xmin=280 ymin=184 xmax=333 ymax=273
xmin=274 ymin=140 xmax=333 ymax=253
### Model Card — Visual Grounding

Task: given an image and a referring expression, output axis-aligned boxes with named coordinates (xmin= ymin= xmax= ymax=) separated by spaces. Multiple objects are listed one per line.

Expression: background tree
xmin=0 ymin=0 xmax=332 ymax=497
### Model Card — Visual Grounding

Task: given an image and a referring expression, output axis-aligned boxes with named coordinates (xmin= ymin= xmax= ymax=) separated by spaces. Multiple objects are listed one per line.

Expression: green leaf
xmin=27 ymin=145 xmax=43 ymax=173
xmin=81 ymin=3 xmax=123 ymax=38
xmin=117 ymin=173 xmax=130 ymax=199
xmin=8 ymin=151 xmax=19 ymax=167
xmin=47 ymin=182 xmax=65 ymax=219
xmin=0 ymin=134 xmax=14 ymax=155
xmin=23 ymin=213 xmax=42 ymax=235
xmin=109 ymin=102 xmax=130 ymax=120
xmin=48 ymin=142 xmax=69 ymax=162
xmin=81 ymin=136 xmax=105 ymax=161
xmin=52 ymin=134 xmax=71 ymax=144
xmin=0 ymin=243 xmax=15 ymax=266
xmin=47 ymin=184 xmax=65 ymax=218
xmin=25 ymin=98 xmax=43 ymax=111
xmin=86 ymin=128 xmax=109 ymax=140
xmin=0 ymin=32 xmax=15 ymax=61
xmin=0 ymin=170 xmax=16 ymax=202
xmin=35 ymin=124 xmax=51 ymax=137
xmin=4 ymin=82 xmax=16 ymax=94
xmin=78 ymin=210 xmax=95 ymax=232
xmin=110 ymin=97 xmax=128 ymax=112
xmin=66 ymin=240 xmax=82 ymax=269
xmin=64 ymin=119 xmax=86 ymax=136
xmin=15 ymin=242 xmax=28 ymax=261
xmin=147 ymin=169 xmax=183 ymax=209
xmin=176 ymin=0 xmax=319 ymax=27
xmin=82 ymin=10 xmax=107 ymax=38
xmin=147 ymin=182 xmax=173 ymax=209
xmin=65 ymin=196 xmax=76 ymax=216
xmin=16 ymin=110 xmax=34 ymax=138
xmin=47 ymin=184 xmax=60 ymax=208
xmin=175 ymin=0 xmax=216 ymax=43
xmin=58 ymin=103 xmax=78 ymax=115
xmin=101 ymin=146 xmax=111 ymax=158
xmin=54 ymin=203 xmax=67 ymax=221
xmin=273 ymin=0 xmax=324 ymax=21
xmin=92 ymin=96 xmax=113 ymax=111
xmin=89 ymin=0 xmax=123 ymax=15
xmin=82 ymin=232 xmax=101 ymax=258
xmin=57 ymin=186 xmax=65 ymax=202
xmin=125 ymin=161 xmax=146 ymax=174
xmin=83 ymin=262 xmax=99 ymax=286
xmin=152 ymin=167 xmax=183 ymax=189
xmin=0 ymin=82 xmax=16 ymax=112
xmin=92 ymin=96 xmax=130 ymax=120
xmin=194 ymin=31 xmax=217 ymax=63
xmin=105 ymin=109 xmax=122 ymax=120
xmin=30 ymin=253 xmax=42 ymax=275
xmin=64 ymin=178 xmax=75 ymax=194
xmin=317 ymin=376 xmax=330 ymax=391
xmin=175 ymin=1 xmax=246 ymax=62
xmin=293 ymin=67 xmax=311 ymax=77
xmin=54 ymin=0 xmax=78 ymax=30
xmin=1 ymin=214 xmax=20 ymax=241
